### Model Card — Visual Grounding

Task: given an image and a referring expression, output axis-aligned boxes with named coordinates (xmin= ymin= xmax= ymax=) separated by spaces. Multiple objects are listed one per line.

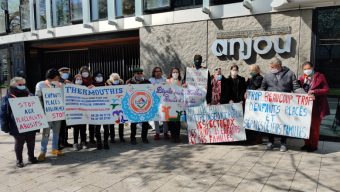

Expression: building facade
xmin=0 ymin=0 xmax=339 ymax=91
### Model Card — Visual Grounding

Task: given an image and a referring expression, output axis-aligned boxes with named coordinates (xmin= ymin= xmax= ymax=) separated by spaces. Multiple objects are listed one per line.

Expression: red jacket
xmin=299 ymin=72 xmax=330 ymax=119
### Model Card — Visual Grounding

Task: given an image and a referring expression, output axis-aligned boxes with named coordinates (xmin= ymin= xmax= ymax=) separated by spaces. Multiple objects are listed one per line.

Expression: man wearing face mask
xmin=1 ymin=77 xmax=39 ymax=168
xmin=35 ymin=69 xmax=64 ymax=161
xmin=211 ymin=67 xmax=230 ymax=105
xmin=260 ymin=57 xmax=302 ymax=152
xmin=58 ymin=67 xmax=72 ymax=150
xmin=106 ymin=73 xmax=125 ymax=143
xmin=126 ymin=68 xmax=151 ymax=145
xmin=183 ymin=54 xmax=212 ymax=104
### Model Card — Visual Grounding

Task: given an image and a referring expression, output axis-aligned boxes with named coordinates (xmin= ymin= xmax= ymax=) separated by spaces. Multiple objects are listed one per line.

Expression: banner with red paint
xmin=187 ymin=103 xmax=246 ymax=144
xmin=9 ymin=96 xmax=49 ymax=133
xmin=243 ymin=90 xmax=313 ymax=139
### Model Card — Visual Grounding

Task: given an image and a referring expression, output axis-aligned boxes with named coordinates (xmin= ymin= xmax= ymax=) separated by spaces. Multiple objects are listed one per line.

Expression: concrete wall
xmin=140 ymin=9 xmax=313 ymax=78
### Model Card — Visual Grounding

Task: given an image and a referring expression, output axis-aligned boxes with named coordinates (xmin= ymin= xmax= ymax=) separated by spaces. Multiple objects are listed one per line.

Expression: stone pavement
xmin=0 ymin=130 xmax=340 ymax=192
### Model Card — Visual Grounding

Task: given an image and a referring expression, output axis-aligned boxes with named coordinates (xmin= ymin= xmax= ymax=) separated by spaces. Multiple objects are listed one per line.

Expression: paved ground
xmin=0 ymin=129 xmax=340 ymax=192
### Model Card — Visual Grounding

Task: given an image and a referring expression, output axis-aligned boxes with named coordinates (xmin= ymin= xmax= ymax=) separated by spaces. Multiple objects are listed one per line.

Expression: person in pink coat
xmin=299 ymin=61 xmax=330 ymax=152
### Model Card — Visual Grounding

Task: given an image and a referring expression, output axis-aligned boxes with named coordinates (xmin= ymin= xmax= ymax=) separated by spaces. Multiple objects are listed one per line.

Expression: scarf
xmin=211 ymin=77 xmax=222 ymax=105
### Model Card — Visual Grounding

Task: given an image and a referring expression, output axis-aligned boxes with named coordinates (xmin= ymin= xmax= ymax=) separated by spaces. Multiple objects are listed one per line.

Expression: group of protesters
xmin=0 ymin=54 xmax=330 ymax=168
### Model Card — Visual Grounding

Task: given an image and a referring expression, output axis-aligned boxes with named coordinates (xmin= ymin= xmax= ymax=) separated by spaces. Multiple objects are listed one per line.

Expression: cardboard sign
xmin=9 ymin=96 xmax=49 ymax=133
xmin=42 ymin=88 xmax=65 ymax=121
xmin=187 ymin=103 xmax=246 ymax=144
xmin=243 ymin=90 xmax=313 ymax=139
xmin=184 ymin=67 xmax=208 ymax=107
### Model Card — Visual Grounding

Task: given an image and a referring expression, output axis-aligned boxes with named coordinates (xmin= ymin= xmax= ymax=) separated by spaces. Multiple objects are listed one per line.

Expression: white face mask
xmin=113 ymin=80 xmax=120 ymax=85
xmin=231 ymin=70 xmax=238 ymax=77
xmin=270 ymin=68 xmax=279 ymax=74
xmin=172 ymin=73 xmax=179 ymax=80
xmin=61 ymin=73 xmax=69 ymax=80
xmin=75 ymin=79 xmax=82 ymax=85
xmin=95 ymin=77 xmax=103 ymax=83
xmin=304 ymin=69 xmax=313 ymax=76
xmin=82 ymin=72 xmax=89 ymax=78
xmin=16 ymin=85 xmax=26 ymax=90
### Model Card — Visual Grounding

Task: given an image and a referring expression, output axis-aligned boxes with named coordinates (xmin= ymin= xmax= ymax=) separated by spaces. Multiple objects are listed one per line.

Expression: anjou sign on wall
xmin=211 ymin=27 xmax=292 ymax=60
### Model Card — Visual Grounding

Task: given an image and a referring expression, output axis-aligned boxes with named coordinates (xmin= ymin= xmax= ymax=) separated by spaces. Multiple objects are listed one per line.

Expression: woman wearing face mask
xmin=1 ymin=77 xmax=39 ymax=168
xmin=79 ymin=66 xmax=96 ymax=146
xmin=72 ymin=74 xmax=87 ymax=151
xmin=166 ymin=67 xmax=186 ymax=143
xmin=211 ymin=67 xmax=230 ymax=105
xmin=149 ymin=67 xmax=168 ymax=140
xmin=91 ymin=72 xmax=110 ymax=150
xmin=298 ymin=62 xmax=330 ymax=152
xmin=226 ymin=64 xmax=246 ymax=103
xmin=106 ymin=73 xmax=125 ymax=144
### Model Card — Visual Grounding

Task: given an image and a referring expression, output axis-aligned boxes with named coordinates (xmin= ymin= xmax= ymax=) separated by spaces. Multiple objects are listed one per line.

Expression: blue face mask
xmin=61 ymin=73 xmax=69 ymax=80
xmin=16 ymin=85 xmax=26 ymax=90
xmin=216 ymin=75 xmax=222 ymax=81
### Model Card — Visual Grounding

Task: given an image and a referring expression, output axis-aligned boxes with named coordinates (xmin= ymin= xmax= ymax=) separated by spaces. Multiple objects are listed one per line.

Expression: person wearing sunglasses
xmin=0 ymin=77 xmax=39 ymax=168
xmin=126 ymin=68 xmax=151 ymax=145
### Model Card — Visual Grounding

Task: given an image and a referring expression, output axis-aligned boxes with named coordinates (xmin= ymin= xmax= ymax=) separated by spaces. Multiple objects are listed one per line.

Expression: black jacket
xmin=226 ymin=75 xmax=247 ymax=103
xmin=247 ymin=74 xmax=263 ymax=90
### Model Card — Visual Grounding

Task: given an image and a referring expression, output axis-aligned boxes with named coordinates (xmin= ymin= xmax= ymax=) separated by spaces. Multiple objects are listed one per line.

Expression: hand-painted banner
xmin=64 ymin=84 xmax=126 ymax=125
xmin=9 ymin=96 xmax=49 ymax=133
xmin=187 ymin=103 xmax=246 ymax=144
xmin=42 ymin=88 xmax=65 ymax=121
xmin=155 ymin=84 xmax=186 ymax=122
xmin=243 ymin=90 xmax=313 ymax=139
xmin=184 ymin=67 xmax=208 ymax=107
xmin=122 ymin=84 xmax=160 ymax=123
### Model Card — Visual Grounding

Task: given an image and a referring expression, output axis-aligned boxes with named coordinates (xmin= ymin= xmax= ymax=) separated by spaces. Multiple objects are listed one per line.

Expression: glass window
xmin=52 ymin=0 xmax=70 ymax=27
xmin=70 ymin=0 xmax=82 ymax=21
xmin=0 ymin=10 xmax=6 ymax=34
xmin=91 ymin=0 xmax=107 ymax=21
xmin=144 ymin=0 xmax=171 ymax=11
xmin=115 ymin=0 xmax=135 ymax=18
xmin=36 ymin=0 xmax=46 ymax=29
xmin=8 ymin=0 xmax=21 ymax=33
xmin=210 ymin=0 xmax=242 ymax=6
xmin=20 ymin=0 xmax=30 ymax=30
xmin=174 ymin=0 xmax=202 ymax=9
xmin=0 ymin=48 xmax=10 ymax=88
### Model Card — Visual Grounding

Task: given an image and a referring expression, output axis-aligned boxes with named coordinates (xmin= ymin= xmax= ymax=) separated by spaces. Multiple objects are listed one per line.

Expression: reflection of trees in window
xmin=37 ymin=0 xmax=47 ymax=29
xmin=317 ymin=8 xmax=340 ymax=40
xmin=0 ymin=11 xmax=6 ymax=33
xmin=0 ymin=48 xmax=9 ymax=87
xmin=144 ymin=0 xmax=170 ymax=10
xmin=116 ymin=0 xmax=135 ymax=17
xmin=53 ymin=0 xmax=70 ymax=26
xmin=70 ymin=0 xmax=82 ymax=21
xmin=20 ymin=0 xmax=30 ymax=30
xmin=8 ymin=0 xmax=20 ymax=33
xmin=98 ymin=0 xmax=107 ymax=19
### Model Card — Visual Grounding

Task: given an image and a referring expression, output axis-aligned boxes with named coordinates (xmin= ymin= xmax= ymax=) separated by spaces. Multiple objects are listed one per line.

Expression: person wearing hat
xmin=126 ymin=68 xmax=151 ymax=145
xmin=35 ymin=68 xmax=64 ymax=161
xmin=106 ymin=73 xmax=125 ymax=143
xmin=58 ymin=67 xmax=73 ymax=150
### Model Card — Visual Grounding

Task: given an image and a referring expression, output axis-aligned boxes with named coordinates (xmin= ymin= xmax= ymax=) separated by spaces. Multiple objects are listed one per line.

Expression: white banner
xmin=184 ymin=67 xmax=208 ymax=107
xmin=42 ymin=88 xmax=65 ymax=122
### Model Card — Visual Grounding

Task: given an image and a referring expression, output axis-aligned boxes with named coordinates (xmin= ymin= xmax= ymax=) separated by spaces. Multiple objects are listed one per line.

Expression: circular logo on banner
xmin=130 ymin=91 xmax=153 ymax=114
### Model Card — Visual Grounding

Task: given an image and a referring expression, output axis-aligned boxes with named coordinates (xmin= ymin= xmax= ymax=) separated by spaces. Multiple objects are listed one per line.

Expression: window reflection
xmin=70 ymin=0 xmax=82 ymax=21
xmin=52 ymin=0 xmax=70 ymax=27
xmin=116 ymin=0 xmax=135 ymax=17
xmin=91 ymin=0 xmax=107 ymax=21
xmin=20 ymin=0 xmax=30 ymax=30
xmin=36 ymin=0 xmax=46 ymax=29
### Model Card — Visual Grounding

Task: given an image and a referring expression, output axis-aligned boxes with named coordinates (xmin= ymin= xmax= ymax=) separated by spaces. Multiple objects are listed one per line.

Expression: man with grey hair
xmin=260 ymin=57 xmax=301 ymax=152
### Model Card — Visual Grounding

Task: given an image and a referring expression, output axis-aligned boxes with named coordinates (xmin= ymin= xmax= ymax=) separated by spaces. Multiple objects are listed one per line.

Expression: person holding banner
xmin=211 ymin=67 xmax=230 ymax=105
xmin=226 ymin=64 xmax=246 ymax=104
xmin=58 ymin=67 xmax=72 ymax=150
xmin=299 ymin=61 xmax=330 ymax=152
xmin=35 ymin=69 xmax=63 ymax=161
xmin=166 ymin=67 xmax=184 ymax=143
xmin=126 ymin=68 xmax=151 ymax=145
xmin=79 ymin=66 xmax=97 ymax=146
xmin=106 ymin=73 xmax=125 ymax=143
xmin=149 ymin=67 xmax=169 ymax=140
xmin=72 ymin=74 xmax=88 ymax=151
xmin=260 ymin=57 xmax=302 ymax=152
xmin=0 ymin=77 xmax=39 ymax=168
xmin=92 ymin=71 xmax=110 ymax=150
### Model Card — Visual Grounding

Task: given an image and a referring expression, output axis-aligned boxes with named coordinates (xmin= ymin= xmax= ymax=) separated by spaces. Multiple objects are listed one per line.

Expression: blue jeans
xmin=41 ymin=121 xmax=61 ymax=153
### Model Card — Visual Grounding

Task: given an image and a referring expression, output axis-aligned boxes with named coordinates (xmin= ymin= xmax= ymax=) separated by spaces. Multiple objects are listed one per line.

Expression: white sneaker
xmin=73 ymin=144 xmax=79 ymax=151
xmin=265 ymin=142 xmax=273 ymax=150
xmin=280 ymin=144 xmax=287 ymax=152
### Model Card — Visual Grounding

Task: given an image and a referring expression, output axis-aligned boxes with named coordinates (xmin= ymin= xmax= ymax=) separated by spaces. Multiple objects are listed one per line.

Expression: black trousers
xmin=14 ymin=133 xmax=36 ymax=162
xmin=95 ymin=125 xmax=109 ymax=144
xmin=130 ymin=122 xmax=149 ymax=141
xmin=59 ymin=120 xmax=69 ymax=146
xmin=168 ymin=122 xmax=181 ymax=139
xmin=73 ymin=125 xmax=86 ymax=144
xmin=108 ymin=124 xmax=124 ymax=140
xmin=89 ymin=125 xmax=96 ymax=142
xmin=268 ymin=134 xmax=287 ymax=144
